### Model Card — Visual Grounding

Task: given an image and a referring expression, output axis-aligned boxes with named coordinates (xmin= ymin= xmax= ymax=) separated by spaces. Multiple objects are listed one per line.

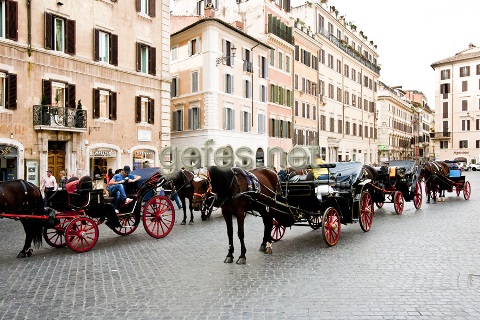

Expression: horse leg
xmin=260 ymin=211 xmax=273 ymax=254
xmin=222 ymin=208 xmax=235 ymax=263
xmin=17 ymin=220 xmax=35 ymax=258
xmin=187 ymin=196 xmax=194 ymax=225
xmin=236 ymin=209 xmax=247 ymax=265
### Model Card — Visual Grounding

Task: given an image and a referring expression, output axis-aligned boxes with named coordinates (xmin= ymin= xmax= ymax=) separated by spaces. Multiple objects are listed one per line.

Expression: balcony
xmin=429 ymin=132 xmax=451 ymax=139
xmin=33 ymin=105 xmax=87 ymax=132
xmin=268 ymin=25 xmax=294 ymax=45
xmin=243 ymin=60 xmax=253 ymax=73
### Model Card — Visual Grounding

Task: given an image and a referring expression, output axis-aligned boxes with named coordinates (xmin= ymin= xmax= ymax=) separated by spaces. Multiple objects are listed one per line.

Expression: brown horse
xmin=165 ymin=169 xmax=195 ymax=225
xmin=191 ymin=166 xmax=285 ymax=264
xmin=420 ymin=161 xmax=450 ymax=203
xmin=0 ymin=180 xmax=45 ymax=258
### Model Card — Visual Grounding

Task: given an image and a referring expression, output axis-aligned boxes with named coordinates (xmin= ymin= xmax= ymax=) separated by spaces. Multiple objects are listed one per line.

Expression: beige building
xmin=0 ymin=0 xmax=170 ymax=185
xmin=431 ymin=43 xmax=480 ymax=164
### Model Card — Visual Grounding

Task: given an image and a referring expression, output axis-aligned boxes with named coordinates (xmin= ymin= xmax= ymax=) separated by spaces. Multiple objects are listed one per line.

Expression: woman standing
xmin=58 ymin=171 xmax=67 ymax=189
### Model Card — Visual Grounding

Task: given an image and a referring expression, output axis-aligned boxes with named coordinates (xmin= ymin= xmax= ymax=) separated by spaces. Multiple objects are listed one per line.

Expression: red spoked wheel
xmin=413 ymin=181 xmax=423 ymax=210
xmin=394 ymin=191 xmax=404 ymax=215
xmin=359 ymin=191 xmax=374 ymax=232
xmin=463 ymin=181 xmax=471 ymax=200
xmin=142 ymin=196 xmax=175 ymax=239
xmin=65 ymin=217 xmax=99 ymax=253
xmin=307 ymin=214 xmax=322 ymax=230
xmin=271 ymin=219 xmax=286 ymax=242
xmin=43 ymin=218 xmax=69 ymax=248
xmin=112 ymin=213 xmax=138 ymax=236
xmin=321 ymin=207 xmax=341 ymax=247
xmin=375 ymin=201 xmax=384 ymax=209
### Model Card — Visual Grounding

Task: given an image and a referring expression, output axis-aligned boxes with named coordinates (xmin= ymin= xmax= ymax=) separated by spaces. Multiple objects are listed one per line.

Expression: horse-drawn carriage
xmin=272 ymin=162 xmax=375 ymax=246
xmin=0 ymin=168 xmax=176 ymax=257
xmin=421 ymin=160 xmax=471 ymax=203
xmin=371 ymin=160 xmax=423 ymax=214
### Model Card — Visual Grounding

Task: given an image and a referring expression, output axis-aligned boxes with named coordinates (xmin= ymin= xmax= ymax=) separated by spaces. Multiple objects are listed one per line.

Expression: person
xmin=170 ymin=185 xmax=182 ymax=209
xmin=105 ymin=168 xmax=114 ymax=185
xmin=107 ymin=166 xmax=140 ymax=213
xmin=312 ymin=158 xmax=329 ymax=180
xmin=58 ymin=171 xmax=67 ymax=190
xmin=41 ymin=170 xmax=57 ymax=194
xmin=380 ymin=161 xmax=389 ymax=174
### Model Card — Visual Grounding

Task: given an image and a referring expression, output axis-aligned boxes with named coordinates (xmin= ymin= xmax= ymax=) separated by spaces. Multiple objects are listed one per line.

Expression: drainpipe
xmin=27 ymin=0 xmax=32 ymax=56
xmin=251 ymin=43 xmax=260 ymax=127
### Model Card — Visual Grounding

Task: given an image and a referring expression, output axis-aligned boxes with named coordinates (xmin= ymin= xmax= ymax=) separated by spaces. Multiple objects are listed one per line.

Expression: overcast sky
xmin=291 ymin=0 xmax=480 ymax=109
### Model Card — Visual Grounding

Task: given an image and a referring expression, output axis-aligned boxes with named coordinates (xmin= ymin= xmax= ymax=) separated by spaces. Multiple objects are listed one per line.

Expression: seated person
xmin=380 ymin=161 xmax=389 ymax=174
xmin=107 ymin=166 xmax=141 ymax=213
xmin=312 ymin=158 xmax=329 ymax=180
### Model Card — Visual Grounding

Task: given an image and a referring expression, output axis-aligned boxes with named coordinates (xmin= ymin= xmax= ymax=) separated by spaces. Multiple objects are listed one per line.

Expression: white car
xmin=466 ymin=163 xmax=480 ymax=171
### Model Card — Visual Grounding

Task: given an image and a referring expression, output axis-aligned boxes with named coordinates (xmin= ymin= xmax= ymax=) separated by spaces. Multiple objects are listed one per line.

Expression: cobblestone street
xmin=0 ymin=172 xmax=479 ymax=319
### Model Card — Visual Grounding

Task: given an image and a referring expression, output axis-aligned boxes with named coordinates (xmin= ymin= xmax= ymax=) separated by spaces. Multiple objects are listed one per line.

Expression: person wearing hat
xmin=41 ymin=170 xmax=58 ymax=194
xmin=380 ymin=161 xmax=389 ymax=174
xmin=107 ymin=165 xmax=140 ymax=213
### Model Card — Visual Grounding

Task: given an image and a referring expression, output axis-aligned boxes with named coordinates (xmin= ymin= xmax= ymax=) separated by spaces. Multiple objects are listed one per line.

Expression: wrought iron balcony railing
xmin=429 ymin=131 xmax=451 ymax=139
xmin=33 ymin=105 xmax=87 ymax=131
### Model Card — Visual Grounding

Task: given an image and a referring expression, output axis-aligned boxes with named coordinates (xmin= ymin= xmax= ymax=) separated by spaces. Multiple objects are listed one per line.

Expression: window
xmin=338 ymin=119 xmax=342 ymax=134
xmin=189 ymin=37 xmax=201 ymax=56
xmin=320 ymin=115 xmax=326 ymax=131
xmin=241 ymin=111 xmax=251 ymax=132
xmin=462 ymin=100 xmax=468 ymax=111
xmin=301 ymin=102 xmax=306 ymax=118
xmin=242 ymin=48 xmax=253 ymax=72
xmin=477 ymin=64 xmax=480 ymax=75
xmin=94 ymin=29 xmax=118 ymax=65
xmin=136 ymin=0 xmax=156 ymax=17
xmin=172 ymin=109 xmax=183 ymax=131
xmin=336 ymin=59 xmax=342 ymax=73
xmin=344 ymin=91 xmax=349 ymax=105
xmin=462 ymin=81 xmax=468 ymax=92
xmin=317 ymin=14 xmax=324 ymax=32
xmin=0 ymin=0 xmax=17 ymax=40
xmin=43 ymin=79 xmax=75 ymax=109
xmin=328 ymin=22 xmax=333 ymax=34
xmin=136 ymin=42 xmax=156 ymax=75
xmin=286 ymin=56 xmax=290 ymax=72
xmin=135 ymin=96 xmax=154 ymax=124
xmin=460 ymin=66 xmax=470 ymax=77
xmin=327 ymin=54 xmax=333 ymax=69
xmin=476 ymin=119 xmax=480 ymax=130
xmin=244 ymin=79 xmax=251 ymax=98
xmin=259 ymin=56 xmax=268 ymax=78
xmin=260 ymin=85 xmax=267 ymax=102
xmin=45 ymin=12 xmax=75 ymax=54
xmin=462 ymin=119 xmax=470 ymax=131
xmin=270 ymin=48 xmax=275 ymax=66
xmin=278 ymin=52 xmax=283 ymax=70
xmin=352 ymin=69 xmax=356 ymax=82
xmin=258 ymin=113 xmax=265 ymax=134
xmin=329 ymin=117 xmax=334 ymax=132
xmin=477 ymin=140 xmax=480 ymax=148
xmin=459 ymin=140 xmax=468 ymax=148
xmin=224 ymin=107 xmax=234 ymax=130
xmin=441 ymin=69 xmax=450 ymax=80
xmin=225 ymin=74 xmax=234 ymax=94
xmin=93 ymin=88 xmax=116 ymax=120
xmin=171 ymin=45 xmax=178 ymax=60
xmin=336 ymin=87 xmax=342 ymax=102
xmin=440 ymin=141 xmax=448 ymax=149
xmin=352 ymin=94 xmax=356 ymax=107
xmin=188 ymin=107 xmax=200 ymax=130
xmin=319 ymin=49 xmax=325 ymax=64
xmin=353 ymin=123 xmax=357 ymax=136
xmin=170 ymin=77 xmax=179 ymax=97
xmin=191 ymin=71 xmax=198 ymax=93
xmin=328 ymin=84 xmax=334 ymax=99
xmin=364 ymin=75 xmax=368 ymax=87
xmin=312 ymin=105 xmax=316 ymax=120
xmin=0 ymin=71 xmax=16 ymax=110
xmin=344 ymin=64 xmax=349 ymax=78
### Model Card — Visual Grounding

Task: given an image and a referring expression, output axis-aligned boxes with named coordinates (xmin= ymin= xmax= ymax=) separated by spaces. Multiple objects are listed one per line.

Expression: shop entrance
xmin=48 ymin=141 xmax=66 ymax=180
xmin=0 ymin=145 xmax=18 ymax=181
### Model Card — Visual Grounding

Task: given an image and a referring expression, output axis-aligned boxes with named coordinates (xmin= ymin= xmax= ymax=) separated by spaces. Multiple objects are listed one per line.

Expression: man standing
xmin=107 ymin=166 xmax=140 ymax=213
xmin=41 ymin=170 xmax=57 ymax=194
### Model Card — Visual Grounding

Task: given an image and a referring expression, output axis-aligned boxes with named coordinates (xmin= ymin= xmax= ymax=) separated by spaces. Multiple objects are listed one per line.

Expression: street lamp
xmin=216 ymin=45 xmax=236 ymax=66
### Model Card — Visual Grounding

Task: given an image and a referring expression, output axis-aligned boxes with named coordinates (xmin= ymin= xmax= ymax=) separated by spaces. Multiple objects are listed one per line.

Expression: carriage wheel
xmin=307 ymin=214 xmax=322 ymax=230
xmin=359 ymin=191 xmax=374 ymax=232
xmin=375 ymin=201 xmax=384 ymax=209
xmin=142 ymin=196 xmax=175 ymax=239
xmin=413 ymin=181 xmax=423 ymax=210
xmin=65 ymin=217 xmax=99 ymax=253
xmin=112 ymin=213 xmax=138 ymax=236
xmin=271 ymin=219 xmax=286 ymax=241
xmin=393 ymin=191 xmax=404 ymax=215
xmin=43 ymin=218 xmax=69 ymax=248
xmin=321 ymin=207 xmax=341 ymax=247
xmin=463 ymin=181 xmax=471 ymax=200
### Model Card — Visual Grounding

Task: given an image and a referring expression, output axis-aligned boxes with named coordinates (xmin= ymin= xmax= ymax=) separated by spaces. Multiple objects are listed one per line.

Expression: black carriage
xmin=372 ymin=160 xmax=422 ymax=214
xmin=429 ymin=160 xmax=471 ymax=201
xmin=271 ymin=162 xmax=375 ymax=246
xmin=42 ymin=168 xmax=175 ymax=253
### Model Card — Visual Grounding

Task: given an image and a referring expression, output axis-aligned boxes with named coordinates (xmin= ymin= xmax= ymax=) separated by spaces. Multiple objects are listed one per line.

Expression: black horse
xmin=0 ymin=180 xmax=45 ymax=258
xmin=191 ymin=166 xmax=287 ymax=264
xmin=420 ymin=161 xmax=450 ymax=204
xmin=166 ymin=169 xmax=195 ymax=225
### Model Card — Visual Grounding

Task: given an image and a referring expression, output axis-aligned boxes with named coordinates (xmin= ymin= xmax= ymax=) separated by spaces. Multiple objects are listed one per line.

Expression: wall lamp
xmin=216 ymin=46 xmax=236 ymax=66
xmin=57 ymin=1 xmax=64 ymax=6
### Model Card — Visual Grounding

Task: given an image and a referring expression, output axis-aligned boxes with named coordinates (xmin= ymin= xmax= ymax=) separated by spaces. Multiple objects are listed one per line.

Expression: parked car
xmin=466 ymin=163 xmax=480 ymax=171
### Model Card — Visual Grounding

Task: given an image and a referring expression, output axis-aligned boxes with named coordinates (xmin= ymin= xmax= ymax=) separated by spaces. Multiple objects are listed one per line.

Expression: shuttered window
xmin=44 ymin=12 xmax=75 ymax=55
xmin=0 ymin=71 xmax=16 ymax=110
xmin=1 ymin=0 xmax=18 ymax=41
xmin=93 ymin=89 xmax=116 ymax=120
xmin=135 ymin=96 xmax=154 ymax=124
xmin=136 ymin=0 xmax=156 ymax=17
xmin=94 ymin=29 xmax=118 ymax=66
xmin=136 ymin=42 xmax=156 ymax=75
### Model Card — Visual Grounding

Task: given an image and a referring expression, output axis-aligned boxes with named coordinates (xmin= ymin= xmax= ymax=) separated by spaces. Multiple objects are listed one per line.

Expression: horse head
xmin=191 ymin=172 xmax=212 ymax=211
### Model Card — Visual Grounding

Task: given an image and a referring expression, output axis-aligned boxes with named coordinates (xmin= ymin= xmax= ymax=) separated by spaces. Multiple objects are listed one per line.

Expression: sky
xmin=291 ymin=0 xmax=480 ymax=109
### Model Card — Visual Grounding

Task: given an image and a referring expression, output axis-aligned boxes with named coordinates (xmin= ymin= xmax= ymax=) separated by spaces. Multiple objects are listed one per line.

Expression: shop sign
xmin=133 ymin=150 xmax=154 ymax=158
xmin=89 ymin=148 xmax=117 ymax=158
xmin=0 ymin=146 xmax=17 ymax=157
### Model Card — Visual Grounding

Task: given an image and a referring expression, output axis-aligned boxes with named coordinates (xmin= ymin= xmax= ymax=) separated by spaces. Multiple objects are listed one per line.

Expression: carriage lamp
xmin=216 ymin=46 xmax=236 ymax=66
xmin=396 ymin=168 xmax=406 ymax=178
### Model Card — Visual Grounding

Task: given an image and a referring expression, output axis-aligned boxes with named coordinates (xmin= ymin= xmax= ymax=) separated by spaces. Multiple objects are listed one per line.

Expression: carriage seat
xmin=45 ymin=189 xmax=70 ymax=211
xmin=289 ymin=171 xmax=314 ymax=182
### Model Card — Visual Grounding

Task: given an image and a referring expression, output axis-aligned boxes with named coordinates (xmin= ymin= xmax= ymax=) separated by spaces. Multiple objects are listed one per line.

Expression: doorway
xmin=48 ymin=141 xmax=66 ymax=180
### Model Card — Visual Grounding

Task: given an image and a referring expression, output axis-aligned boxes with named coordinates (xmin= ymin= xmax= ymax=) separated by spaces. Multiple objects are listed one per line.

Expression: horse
xmin=165 ymin=169 xmax=195 ymax=225
xmin=420 ymin=161 xmax=450 ymax=204
xmin=0 ymin=180 xmax=46 ymax=258
xmin=191 ymin=166 xmax=285 ymax=264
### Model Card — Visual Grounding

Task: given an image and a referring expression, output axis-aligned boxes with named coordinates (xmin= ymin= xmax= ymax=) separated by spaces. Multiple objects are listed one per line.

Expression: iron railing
xmin=33 ymin=105 xmax=87 ymax=130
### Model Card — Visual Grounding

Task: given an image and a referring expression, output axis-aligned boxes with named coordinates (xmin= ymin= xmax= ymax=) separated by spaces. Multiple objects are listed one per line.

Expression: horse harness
xmin=0 ymin=180 xmax=38 ymax=214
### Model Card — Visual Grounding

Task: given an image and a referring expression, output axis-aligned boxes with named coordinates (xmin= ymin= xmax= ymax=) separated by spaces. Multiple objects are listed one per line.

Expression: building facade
xmin=431 ymin=43 xmax=480 ymax=164
xmin=0 ymin=0 xmax=170 ymax=184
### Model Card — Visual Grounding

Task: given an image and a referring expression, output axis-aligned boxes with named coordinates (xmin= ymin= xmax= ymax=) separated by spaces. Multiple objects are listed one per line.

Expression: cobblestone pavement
xmin=0 ymin=172 xmax=479 ymax=319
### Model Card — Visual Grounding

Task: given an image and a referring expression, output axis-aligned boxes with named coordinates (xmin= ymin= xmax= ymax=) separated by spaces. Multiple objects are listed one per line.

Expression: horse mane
xmin=363 ymin=165 xmax=378 ymax=182
xmin=208 ymin=166 xmax=235 ymax=199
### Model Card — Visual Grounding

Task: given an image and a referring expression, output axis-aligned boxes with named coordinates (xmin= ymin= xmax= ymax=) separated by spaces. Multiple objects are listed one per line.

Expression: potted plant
xmin=41 ymin=95 xmax=50 ymax=125
xmin=76 ymin=100 xmax=84 ymax=128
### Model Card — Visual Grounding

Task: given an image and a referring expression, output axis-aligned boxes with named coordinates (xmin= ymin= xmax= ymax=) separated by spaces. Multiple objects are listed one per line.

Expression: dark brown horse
xmin=191 ymin=166 xmax=284 ymax=264
xmin=166 ymin=169 xmax=195 ymax=225
xmin=420 ymin=161 xmax=450 ymax=203
xmin=0 ymin=180 xmax=45 ymax=258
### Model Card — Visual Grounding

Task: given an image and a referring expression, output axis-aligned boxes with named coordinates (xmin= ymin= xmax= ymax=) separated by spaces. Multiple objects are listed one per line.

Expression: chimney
xmin=232 ymin=21 xmax=244 ymax=31
xmin=204 ymin=3 xmax=214 ymax=18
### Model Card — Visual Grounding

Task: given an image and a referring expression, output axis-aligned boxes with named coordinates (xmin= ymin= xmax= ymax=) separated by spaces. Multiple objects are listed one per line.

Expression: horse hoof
xmin=16 ymin=251 xmax=27 ymax=258
xmin=201 ymin=216 xmax=207 ymax=221
xmin=180 ymin=220 xmax=186 ymax=225
xmin=236 ymin=257 xmax=246 ymax=264
xmin=189 ymin=220 xmax=194 ymax=225
xmin=26 ymin=249 xmax=33 ymax=257
xmin=264 ymin=247 xmax=272 ymax=254
xmin=259 ymin=244 xmax=266 ymax=252
xmin=224 ymin=256 xmax=234 ymax=263
xmin=426 ymin=200 xmax=430 ymax=204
